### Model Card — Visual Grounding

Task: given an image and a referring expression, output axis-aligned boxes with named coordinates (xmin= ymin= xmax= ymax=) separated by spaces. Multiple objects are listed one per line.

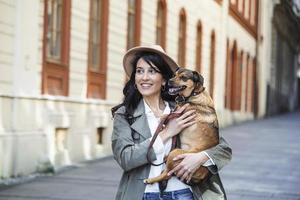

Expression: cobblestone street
xmin=0 ymin=111 xmax=300 ymax=200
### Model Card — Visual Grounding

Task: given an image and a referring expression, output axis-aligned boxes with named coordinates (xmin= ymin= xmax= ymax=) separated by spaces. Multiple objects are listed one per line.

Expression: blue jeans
xmin=143 ymin=188 xmax=194 ymax=200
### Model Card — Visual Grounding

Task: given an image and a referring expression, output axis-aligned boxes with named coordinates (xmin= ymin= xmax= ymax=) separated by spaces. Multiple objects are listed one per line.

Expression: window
xmin=229 ymin=0 xmax=258 ymax=38
xmin=55 ymin=128 xmax=68 ymax=152
xmin=245 ymin=54 xmax=250 ymax=112
xmin=209 ymin=31 xmax=216 ymax=99
xmin=97 ymin=127 xmax=104 ymax=145
xmin=238 ymin=0 xmax=242 ymax=12
xmin=156 ymin=0 xmax=167 ymax=49
xmin=252 ymin=0 xmax=258 ymax=26
xmin=42 ymin=0 xmax=71 ymax=96
xmin=195 ymin=21 xmax=202 ymax=73
xmin=233 ymin=50 xmax=243 ymax=110
xmin=229 ymin=41 xmax=239 ymax=111
xmin=242 ymin=0 xmax=245 ymax=15
xmin=46 ymin=0 xmax=62 ymax=61
xmin=178 ymin=8 xmax=186 ymax=67
xmin=127 ymin=0 xmax=141 ymax=49
xmin=225 ymin=39 xmax=231 ymax=109
xmin=250 ymin=57 xmax=257 ymax=113
xmin=245 ymin=0 xmax=250 ymax=19
xmin=87 ymin=0 xmax=109 ymax=99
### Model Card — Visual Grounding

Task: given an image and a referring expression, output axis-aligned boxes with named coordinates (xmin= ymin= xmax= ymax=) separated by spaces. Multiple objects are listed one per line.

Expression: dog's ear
xmin=192 ymin=71 xmax=204 ymax=93
xmin=192 ymin=71 xmax=204 ymax=85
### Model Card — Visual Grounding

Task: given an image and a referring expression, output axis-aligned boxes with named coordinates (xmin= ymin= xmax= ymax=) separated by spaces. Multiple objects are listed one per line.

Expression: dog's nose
xmin=168 ymin=80 xmax=174 ymax=86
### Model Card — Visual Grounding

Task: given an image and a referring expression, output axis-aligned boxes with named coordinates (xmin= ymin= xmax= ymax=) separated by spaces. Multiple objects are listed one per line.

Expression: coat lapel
xmin=130 ymin=100 xmax=152 ymax=139
xmin=129 ymin=100 xmax=176 ymax=140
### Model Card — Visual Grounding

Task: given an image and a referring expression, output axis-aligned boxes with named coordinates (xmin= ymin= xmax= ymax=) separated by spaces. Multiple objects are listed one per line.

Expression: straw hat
xmin=123 ymin=45 xmax=179 ymax=77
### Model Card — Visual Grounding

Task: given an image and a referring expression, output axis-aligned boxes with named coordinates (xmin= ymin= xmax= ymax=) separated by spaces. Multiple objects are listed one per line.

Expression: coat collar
xmin=132 ymin=100 xmax=145 ymax=117
xmin=132 ymin=99 xmax=176 ymax=117
xmin=131 ymin=100 xmax=151 ymax=139
xmin=115 ymin=99 xmax=176 ymax=139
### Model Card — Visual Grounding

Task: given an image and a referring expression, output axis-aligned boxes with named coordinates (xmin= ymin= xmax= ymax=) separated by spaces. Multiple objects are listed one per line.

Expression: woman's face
xmin=135 ymin=58 xmax=165 ymax=98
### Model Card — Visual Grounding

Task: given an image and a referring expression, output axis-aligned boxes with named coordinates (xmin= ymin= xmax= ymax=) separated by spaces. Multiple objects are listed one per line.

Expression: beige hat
xmin=123 ymin=44 xmax=179 ymax=77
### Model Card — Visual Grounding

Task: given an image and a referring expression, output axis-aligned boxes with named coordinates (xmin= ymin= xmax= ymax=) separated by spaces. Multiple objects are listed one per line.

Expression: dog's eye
xmin=181 ymin=76 xmax=189 ymax=82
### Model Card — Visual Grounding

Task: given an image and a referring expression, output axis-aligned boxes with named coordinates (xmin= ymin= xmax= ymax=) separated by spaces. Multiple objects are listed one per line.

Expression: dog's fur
xmin=144 ymin=67 xmax=219 ymax=184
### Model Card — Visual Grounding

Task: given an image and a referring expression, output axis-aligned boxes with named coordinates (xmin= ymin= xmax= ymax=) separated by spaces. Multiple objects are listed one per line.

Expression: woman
xmin=111 ymin=45 xmax=232 ymax=200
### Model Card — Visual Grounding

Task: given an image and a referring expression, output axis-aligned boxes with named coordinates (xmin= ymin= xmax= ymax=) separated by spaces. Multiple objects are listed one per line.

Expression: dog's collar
xmin=175 ymin=95 xmax=186 ymax=104
xmin=175 ymin=87 xmax=205 ymax=104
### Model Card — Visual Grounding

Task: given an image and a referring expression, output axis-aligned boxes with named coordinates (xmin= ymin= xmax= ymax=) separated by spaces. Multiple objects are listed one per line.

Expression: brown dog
xmin=144 ymin=67 xmax=219 ymax=184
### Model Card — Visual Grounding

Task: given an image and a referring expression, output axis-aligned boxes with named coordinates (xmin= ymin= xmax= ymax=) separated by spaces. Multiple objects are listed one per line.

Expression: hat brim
xmin=123 ymin=46 xmax=179 ymax=77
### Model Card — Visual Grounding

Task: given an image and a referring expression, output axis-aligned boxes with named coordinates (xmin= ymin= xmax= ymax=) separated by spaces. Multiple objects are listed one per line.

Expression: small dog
xmin=144 ymin=67 xmax=219 ymax=184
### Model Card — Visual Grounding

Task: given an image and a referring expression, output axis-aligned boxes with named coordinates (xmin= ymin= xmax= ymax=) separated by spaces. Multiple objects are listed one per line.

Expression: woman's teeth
xmin=141 ymin=83 xmax=152 ymax=87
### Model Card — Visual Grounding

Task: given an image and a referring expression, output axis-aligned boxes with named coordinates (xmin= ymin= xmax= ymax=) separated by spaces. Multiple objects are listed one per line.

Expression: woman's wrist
xmin=159 ymin=129 xmax=170 ymax=143
xmin=197 ymin=151 xmax=209 ymax=165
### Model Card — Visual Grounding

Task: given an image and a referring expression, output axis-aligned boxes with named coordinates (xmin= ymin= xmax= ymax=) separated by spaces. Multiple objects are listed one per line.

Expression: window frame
xmin=245 ymin=53 xmax=250 ymax=112
xmin=156 ymin=0 xmax=167 ymax=50
xmin=42 ymin=0 xmax=71 ymax=96
xmin=195 ymin=20 xmax=202 ymax=73
xmin=87 ymin=0 xmax=109 ymax=99
xmin=230 ymin=40 xmax=239 ymax=111
xmin=225 ymin=39 xmax=231 ymax=109
xmin=209 ymin=30 xmax=216 ymax=99
xmin=178 ymin=8 xmax=186 ymax=67
xmin=127 ymin=0 xmax=142 ymax=50
xmin=229 ymin=0 xmax=258 ymax=39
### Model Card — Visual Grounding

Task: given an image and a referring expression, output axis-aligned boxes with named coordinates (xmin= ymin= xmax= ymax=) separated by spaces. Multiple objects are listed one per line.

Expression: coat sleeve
xmin=205 ymin=137 xmax=232 ymax=174
xmin=111 ymin=113 xmax=157 ymax=172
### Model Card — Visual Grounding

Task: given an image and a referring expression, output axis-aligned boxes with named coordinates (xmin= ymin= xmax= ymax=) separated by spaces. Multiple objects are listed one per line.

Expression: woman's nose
xmin=141 ymin=71 xmax=150 ymax=80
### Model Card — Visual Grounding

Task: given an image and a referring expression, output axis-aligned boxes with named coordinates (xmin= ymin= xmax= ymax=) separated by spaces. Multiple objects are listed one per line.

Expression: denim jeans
xmin=143 ymin=188 xmax=194 ymax=200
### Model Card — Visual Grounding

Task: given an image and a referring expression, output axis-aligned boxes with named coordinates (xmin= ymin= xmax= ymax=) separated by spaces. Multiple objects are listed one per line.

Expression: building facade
xmin=0 ymin=0 xmax=299 ymax=179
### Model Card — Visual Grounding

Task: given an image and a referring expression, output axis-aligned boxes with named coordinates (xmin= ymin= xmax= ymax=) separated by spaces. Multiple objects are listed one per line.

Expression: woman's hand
xmin=167 ymin=152 xmax=209 ymax=183
xmin=159 ymin=104 xmax=196 ymax=143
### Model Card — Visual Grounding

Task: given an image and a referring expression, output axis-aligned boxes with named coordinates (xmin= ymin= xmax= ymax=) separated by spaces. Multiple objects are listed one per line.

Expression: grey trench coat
xmin=111 ymin=100 xmax=232 ymax=200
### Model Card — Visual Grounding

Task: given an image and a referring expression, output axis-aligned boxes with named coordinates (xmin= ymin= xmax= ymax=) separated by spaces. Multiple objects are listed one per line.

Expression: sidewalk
xmin=221 ymin=110 xmax=300 ymax=200
xmin=0 ymin=111 xmax=299 ymax=200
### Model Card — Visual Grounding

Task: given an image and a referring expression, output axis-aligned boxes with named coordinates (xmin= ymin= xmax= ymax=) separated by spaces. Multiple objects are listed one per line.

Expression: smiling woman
xmin=111 ymin=45 xmax=232 ymax=200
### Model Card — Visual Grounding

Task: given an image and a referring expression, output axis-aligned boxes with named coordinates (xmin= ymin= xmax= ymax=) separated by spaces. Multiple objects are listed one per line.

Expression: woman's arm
xmin=111 ymin=113 xmax=157 ymax=172
xmin=205 ymin=137 xmax=232 ymax=173
xmin=167 ymin=137 xmax=232 ymax=181
xmin=111 ymin=104 xmax=200 ymax=173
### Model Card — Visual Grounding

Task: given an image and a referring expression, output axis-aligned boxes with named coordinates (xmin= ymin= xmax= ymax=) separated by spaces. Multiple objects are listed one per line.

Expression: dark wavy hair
xmin=111 ymin=51 xmax=176 ymax=118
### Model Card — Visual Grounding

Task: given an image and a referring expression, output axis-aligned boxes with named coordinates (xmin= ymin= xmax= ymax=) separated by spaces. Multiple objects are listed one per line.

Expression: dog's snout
xmin=168 ymin=79 xmax=174 ymax=86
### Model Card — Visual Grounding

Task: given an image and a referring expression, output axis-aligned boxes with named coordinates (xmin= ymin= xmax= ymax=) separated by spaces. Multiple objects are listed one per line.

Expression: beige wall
xmin=0 ymin=0 xmax=15 ymax=94
xmin=0 ymin=0 xmax=272 ymax=178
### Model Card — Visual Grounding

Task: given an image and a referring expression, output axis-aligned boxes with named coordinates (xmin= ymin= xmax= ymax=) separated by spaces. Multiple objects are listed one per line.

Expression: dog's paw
xmin=144 ymin=179 xmax=154 ymax=184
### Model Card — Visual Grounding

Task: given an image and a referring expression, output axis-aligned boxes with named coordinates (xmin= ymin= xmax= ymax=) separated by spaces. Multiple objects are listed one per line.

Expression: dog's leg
xmin=192 ymin=166 xmax=210 ymax=181
xmin=144 ymin=149 xmax=186 ymax=184
xmin=144 ymin=169 xmax=171 ymax=184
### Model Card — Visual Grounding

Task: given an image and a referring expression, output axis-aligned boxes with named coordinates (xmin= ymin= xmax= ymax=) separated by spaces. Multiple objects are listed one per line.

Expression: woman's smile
xmin=140 ymin=83 xmax=153 ymax=89
xmin=135 ymin=58 xmax=165 ymax=97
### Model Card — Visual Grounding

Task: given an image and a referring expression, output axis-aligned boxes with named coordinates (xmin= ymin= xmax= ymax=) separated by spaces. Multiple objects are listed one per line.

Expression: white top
xmin=144 ymin=100 xmax=190 ymax=192
xmin=143 ymin=100 xmax=215 ymax=193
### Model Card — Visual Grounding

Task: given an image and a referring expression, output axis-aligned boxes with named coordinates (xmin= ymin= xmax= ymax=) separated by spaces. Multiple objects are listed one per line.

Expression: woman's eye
xmin=149 ymin=69 xmax=156 ymax=74
xmin=136 ymin=69 xmax=144 ymax=74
